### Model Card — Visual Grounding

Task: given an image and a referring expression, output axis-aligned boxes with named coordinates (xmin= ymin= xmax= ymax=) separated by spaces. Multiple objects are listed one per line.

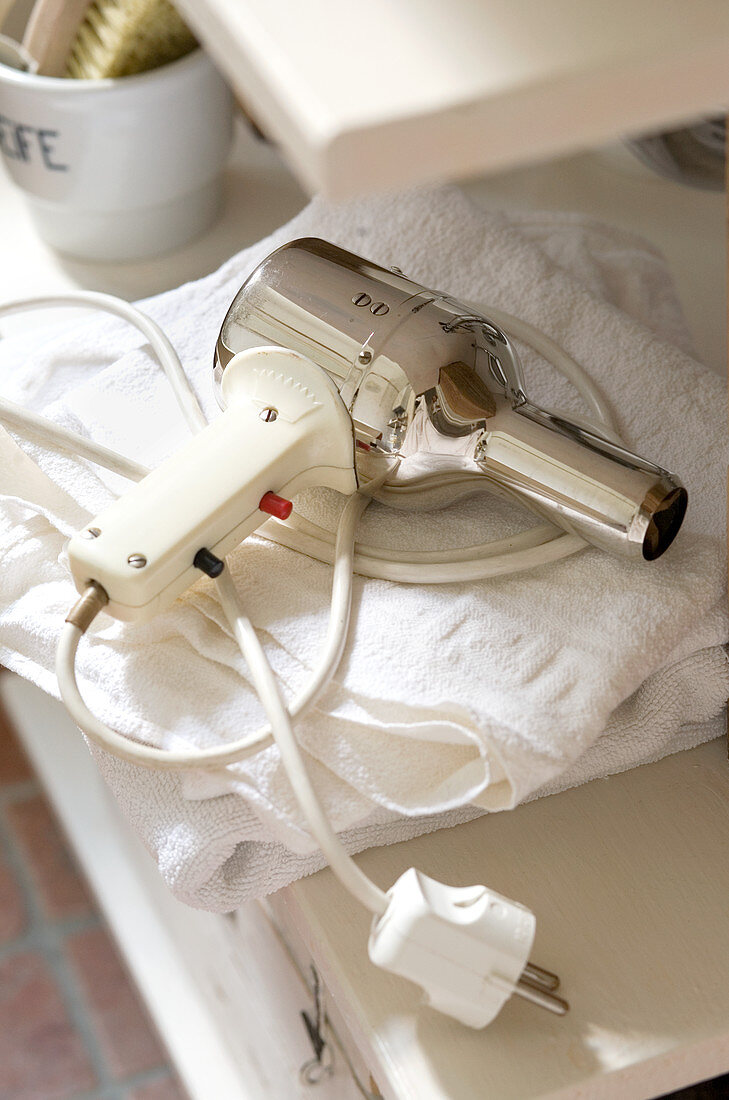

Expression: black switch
xmin=193 ymin=547 xmax=225 ymax=578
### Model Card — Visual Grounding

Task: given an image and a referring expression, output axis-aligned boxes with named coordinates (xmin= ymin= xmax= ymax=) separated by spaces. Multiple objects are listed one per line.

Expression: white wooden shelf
xmin=175 ymin=0 xmax=729 ymax=197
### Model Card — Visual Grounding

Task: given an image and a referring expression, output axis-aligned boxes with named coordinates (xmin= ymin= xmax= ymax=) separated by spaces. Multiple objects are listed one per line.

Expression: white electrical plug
xmin=368 ymin=868 xmax=567 ymax=1027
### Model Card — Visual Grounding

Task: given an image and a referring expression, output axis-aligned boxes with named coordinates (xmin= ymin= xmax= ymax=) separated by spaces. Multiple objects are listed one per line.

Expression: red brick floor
xmin=0 ymin=699 xmax=187 ymax=1100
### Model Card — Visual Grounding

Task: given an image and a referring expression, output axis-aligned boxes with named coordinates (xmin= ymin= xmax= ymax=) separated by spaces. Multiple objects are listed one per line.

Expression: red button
xmin=259 ymin=491 xmax=293 ymax=520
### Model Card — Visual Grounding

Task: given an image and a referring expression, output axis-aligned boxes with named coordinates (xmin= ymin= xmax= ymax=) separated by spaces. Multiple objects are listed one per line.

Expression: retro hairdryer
xmin=68 ymin=238 xmax=687 ymax=622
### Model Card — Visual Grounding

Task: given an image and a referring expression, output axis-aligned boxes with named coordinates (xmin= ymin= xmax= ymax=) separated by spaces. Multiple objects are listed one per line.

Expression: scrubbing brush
xmin=23 ymin=0 xmax=197 ymax=79
xmin=66 ymin=0 xmax=196 ymax=78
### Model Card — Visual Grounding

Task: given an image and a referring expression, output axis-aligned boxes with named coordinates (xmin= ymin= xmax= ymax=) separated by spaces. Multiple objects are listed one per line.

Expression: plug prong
xmin=523 ymin=961 xmax=561 ymax=992
xmin=514 ymin=977 xmax=569 ymax=1015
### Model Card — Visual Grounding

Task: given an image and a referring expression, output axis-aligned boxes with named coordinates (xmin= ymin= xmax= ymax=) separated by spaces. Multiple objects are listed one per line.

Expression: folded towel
xmin=0 ymin=186 xmax=726 ymax=910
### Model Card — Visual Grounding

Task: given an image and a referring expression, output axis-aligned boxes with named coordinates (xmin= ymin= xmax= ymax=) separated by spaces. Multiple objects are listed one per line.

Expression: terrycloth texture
xmin=0 ymin=187 xmax=726 ymax=911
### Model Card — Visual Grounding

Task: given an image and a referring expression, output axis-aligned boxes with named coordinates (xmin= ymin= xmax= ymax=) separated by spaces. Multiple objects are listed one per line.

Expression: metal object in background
xmin=216 ymin=238 xmax=687 ymax=562
xmin=299 ymin=967 xmax=334 ymax=1086
xmin=627 ymin=116 xmax=725 ymax=190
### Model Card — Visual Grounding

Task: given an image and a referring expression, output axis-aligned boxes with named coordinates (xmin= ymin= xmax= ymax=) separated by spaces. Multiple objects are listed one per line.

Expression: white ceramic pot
xmin=0 ymin=48 xmax=233 ymax=261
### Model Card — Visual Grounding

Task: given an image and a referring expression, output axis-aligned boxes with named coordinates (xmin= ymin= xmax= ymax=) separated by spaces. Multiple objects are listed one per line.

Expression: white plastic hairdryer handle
xmin=67 ymin=348 xmax=357 ymax=621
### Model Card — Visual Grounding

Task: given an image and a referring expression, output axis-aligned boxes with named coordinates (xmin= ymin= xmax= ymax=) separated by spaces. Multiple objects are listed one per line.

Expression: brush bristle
xmin=66 ymin=0 xmax=197 ymax=79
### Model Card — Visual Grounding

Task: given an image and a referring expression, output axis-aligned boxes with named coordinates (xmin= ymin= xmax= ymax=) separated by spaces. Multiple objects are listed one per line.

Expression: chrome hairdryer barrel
xmin=215 ymin=239 xmax=686 ymax=561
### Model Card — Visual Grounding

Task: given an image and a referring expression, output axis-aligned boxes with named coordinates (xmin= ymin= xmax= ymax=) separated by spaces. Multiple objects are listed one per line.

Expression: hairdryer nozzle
xmin=642 ymin=485 xmax=688 ymax=561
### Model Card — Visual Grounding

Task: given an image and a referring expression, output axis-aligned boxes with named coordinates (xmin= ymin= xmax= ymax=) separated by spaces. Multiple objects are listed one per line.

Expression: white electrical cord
xmin=261 ymin=510 xmax=586 ymax=583
xmin=0 ymin=293 xmax=207 ymax=434
xmin=215 ymin=563 xmax=388 ymax=917
xmin=1 ymin=290 xmax=619 ymax=930
xmin=57 ymin=496 xmax=389 ymax=911
xmin=0 ymin=394 xmax=150 ymax=483
xmin=56 ymin=481 xmax=383 ymax=768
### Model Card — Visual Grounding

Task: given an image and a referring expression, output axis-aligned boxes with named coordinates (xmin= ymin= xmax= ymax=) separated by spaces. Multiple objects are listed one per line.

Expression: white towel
xmin=0 ymin=186 xmax=726 ymax=911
